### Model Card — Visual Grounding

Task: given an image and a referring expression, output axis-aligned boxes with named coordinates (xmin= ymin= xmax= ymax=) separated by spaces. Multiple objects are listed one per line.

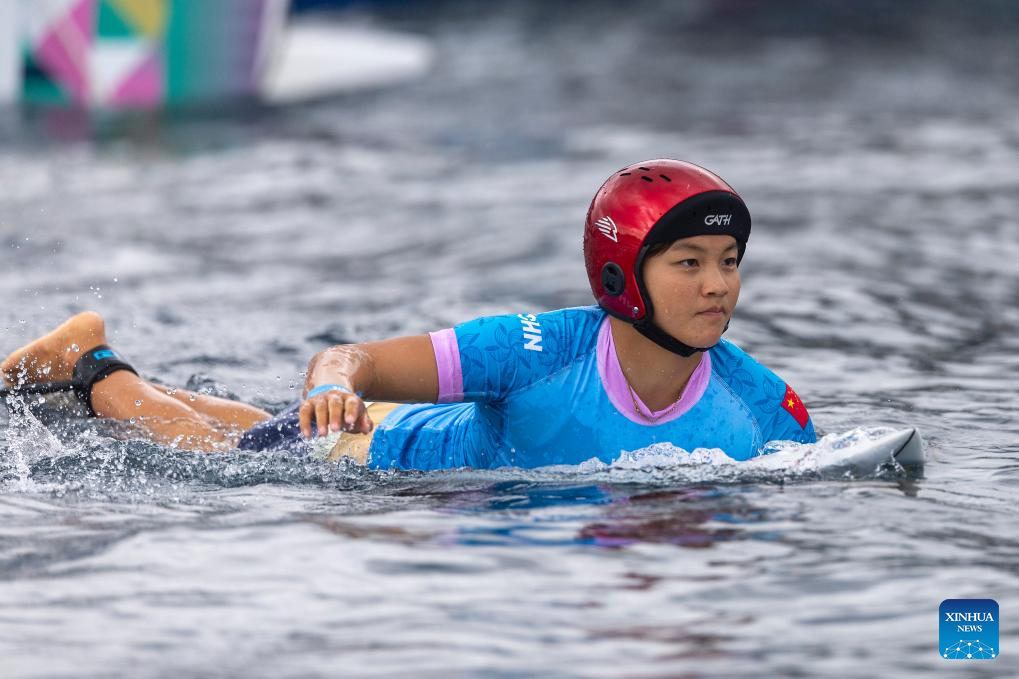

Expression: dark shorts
xmin=237 ymin=401 xmax=306 ymax=453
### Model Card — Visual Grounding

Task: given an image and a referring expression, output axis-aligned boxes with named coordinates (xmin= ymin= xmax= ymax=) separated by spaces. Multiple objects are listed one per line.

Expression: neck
xmin=609 ymin=316 xmax=703 ymax=411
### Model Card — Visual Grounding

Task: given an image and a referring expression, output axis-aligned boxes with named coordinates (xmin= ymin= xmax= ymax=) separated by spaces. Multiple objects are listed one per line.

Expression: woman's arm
xmin=299 ymin=335 xmax=438 ymax=438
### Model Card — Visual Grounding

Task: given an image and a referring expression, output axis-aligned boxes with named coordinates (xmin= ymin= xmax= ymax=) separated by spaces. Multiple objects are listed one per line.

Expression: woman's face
xmin=641 ymin=235 xmax=741 ymax=349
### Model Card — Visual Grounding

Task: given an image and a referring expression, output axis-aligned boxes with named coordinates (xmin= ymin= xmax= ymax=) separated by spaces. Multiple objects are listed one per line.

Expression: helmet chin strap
xmin=633 ymin=318 xmax=730 ymax=358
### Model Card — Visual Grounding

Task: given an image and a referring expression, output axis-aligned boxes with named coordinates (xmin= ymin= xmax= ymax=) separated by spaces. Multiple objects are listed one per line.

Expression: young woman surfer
xmin=1 ymin=160 xmax=816 ymax=470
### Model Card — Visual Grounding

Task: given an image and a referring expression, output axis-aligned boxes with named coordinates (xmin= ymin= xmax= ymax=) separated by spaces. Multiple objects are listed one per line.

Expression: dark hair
xmin=645 ymin=242 xmax=671 ymax=258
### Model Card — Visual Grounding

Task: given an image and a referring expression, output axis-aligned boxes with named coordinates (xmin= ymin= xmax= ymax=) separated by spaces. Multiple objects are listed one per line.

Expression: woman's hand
xmin=299 ymin=387 xmax=373 ymax=438
xmin=297 ymin=335 xmax=440 ymax=439
xmin=300 ymin=345 xmax=375 ymax=438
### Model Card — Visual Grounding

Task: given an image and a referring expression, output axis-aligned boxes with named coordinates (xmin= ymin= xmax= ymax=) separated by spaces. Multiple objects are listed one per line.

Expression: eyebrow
xmin=668 ymin=241 xmax=738 ymax=254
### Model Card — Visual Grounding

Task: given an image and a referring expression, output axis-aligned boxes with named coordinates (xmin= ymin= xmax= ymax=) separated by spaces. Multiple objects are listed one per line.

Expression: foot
xmin=1 ymin=311 xmax=108 ymax=387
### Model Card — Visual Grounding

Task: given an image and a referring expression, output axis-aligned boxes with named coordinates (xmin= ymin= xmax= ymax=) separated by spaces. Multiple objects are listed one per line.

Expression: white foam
xmin=1 ymin=394 xmax=67 ymax=492
xmin=561 ymin=427 xmax=914 ymax=481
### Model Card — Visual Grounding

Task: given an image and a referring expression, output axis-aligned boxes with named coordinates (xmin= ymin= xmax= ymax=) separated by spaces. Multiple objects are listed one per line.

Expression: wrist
xmin=307 ymin=383 xmax=360 ymax=398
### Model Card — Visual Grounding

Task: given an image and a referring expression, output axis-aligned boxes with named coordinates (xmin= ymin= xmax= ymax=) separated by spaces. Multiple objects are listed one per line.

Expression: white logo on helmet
xmin=595 ymin=216 xmax=618 ymax=242
xmin=704 ymin=214 xmax=732 ymax=226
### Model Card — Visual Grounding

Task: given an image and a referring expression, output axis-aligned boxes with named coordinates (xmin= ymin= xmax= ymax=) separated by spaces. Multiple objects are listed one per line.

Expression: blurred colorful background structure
xmin=0 ymin=0 xmax=288 ymax=108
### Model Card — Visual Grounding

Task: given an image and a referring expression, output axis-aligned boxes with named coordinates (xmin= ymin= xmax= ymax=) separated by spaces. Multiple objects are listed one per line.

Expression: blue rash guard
xmin=367 ymin=305 xmax=815 ymax=470
xmin=239 ymin=306 xmax=816 ymax=469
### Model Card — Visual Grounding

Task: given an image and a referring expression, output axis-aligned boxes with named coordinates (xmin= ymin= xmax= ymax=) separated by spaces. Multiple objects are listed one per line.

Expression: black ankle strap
xmin=72 ymin=345 xmax=138 ymax=416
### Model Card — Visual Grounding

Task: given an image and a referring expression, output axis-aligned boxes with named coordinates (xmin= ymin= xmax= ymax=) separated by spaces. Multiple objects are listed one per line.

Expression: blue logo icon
xmin=93 ymin=349 xmax=117 ymax=361
xmin=940 ymin=599 xmax=998 ymax=659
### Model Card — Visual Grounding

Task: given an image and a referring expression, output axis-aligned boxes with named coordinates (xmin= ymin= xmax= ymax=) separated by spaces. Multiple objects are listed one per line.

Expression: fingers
xmin=327 ymin=394 xmax=345 ymax=433
xmin=314 ymin=398 xmax=329 ymax=436
xmin=342 ymin=397 xmax=363 ymax=431
xmin=356 ymin=410 xmax=374 ymax=435
xmin=299 ymin=400 xmax=313 ymax=439
xmin=340 ymin=396 xmax=373 ymax=434
xmin=300 ymin=391 xmax=371 ymax=438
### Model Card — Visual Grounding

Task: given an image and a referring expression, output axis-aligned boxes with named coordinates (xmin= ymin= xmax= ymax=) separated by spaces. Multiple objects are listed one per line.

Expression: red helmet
xmin=583 ymin=159 xmax=751 ymax=355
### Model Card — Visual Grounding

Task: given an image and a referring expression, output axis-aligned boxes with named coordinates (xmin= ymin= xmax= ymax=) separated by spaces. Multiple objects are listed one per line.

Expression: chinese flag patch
xmin=781 ymin=384 xmax=810 ymax=429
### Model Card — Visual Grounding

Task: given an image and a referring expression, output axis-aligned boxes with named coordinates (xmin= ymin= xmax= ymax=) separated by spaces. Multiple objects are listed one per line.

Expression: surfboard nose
xmin=888 ymin=428 xmax=924 ymax=466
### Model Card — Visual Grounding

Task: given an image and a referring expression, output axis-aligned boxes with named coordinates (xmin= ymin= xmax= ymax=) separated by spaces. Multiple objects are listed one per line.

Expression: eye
xmin=673 ymin=258 xmax=698 ymax=268
xmin=723 ymin=257 xmax=738 ymax=267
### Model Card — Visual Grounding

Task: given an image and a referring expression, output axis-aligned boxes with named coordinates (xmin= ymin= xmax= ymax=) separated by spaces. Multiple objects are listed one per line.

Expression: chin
xmin=690 ymin=335 xmax=724 ymax=349
xmin=666 ymin=331 xmax=723 ymax=350
xmin=657 ymin=316 xmax=728 ymax=350
xmin=683 ymin=323 xmax=728 ymax=348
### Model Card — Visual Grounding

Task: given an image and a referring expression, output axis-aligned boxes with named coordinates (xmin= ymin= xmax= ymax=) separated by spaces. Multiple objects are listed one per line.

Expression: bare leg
xmin=90 ymin=373 xmax=267 ymax=450
xmin=162 ymin=387 xmax=271 ymax=432
xmin=2 ymin=312 xmax=271 ymax=452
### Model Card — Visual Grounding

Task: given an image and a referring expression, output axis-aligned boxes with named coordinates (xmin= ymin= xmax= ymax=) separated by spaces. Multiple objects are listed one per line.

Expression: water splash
xmin=1 ymin=394 xmax=67 ymax=492
xmin=538 ymin=427 xmax=919 ymax=484
xmin=1 ymin=405 xmax=920 ymax=500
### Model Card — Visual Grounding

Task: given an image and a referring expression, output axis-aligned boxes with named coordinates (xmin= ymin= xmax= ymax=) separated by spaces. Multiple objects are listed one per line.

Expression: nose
xmin=701 ymin=263 xmax=731 ymax=297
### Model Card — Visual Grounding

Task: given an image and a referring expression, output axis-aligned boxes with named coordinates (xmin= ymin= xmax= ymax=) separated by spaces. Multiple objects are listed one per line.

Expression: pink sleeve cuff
xmin=429 ymin=328 xmax=464 ymax=403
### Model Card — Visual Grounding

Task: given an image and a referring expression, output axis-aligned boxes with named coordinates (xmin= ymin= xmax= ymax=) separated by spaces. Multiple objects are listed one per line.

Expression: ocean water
xmin=2 ymin=2 xmax=1018 ymax=677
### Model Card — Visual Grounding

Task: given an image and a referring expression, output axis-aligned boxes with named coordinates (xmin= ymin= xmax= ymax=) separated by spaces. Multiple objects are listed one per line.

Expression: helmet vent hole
xmin=659 ymin=174 xmax=671 ymax=182
xmin=601 ymin=262 xmax=626 ymax=296
xmin=641 ymin=176 xmax=653 ymax=182
xmin=619 ymin=172 xmax=631 ymax=176
xmin=638 ymin=166 xmax=651 ymax=171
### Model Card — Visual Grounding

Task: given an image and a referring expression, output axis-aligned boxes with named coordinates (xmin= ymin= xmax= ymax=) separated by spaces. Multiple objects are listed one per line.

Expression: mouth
xmin=697 ymin=307 xmax=726 ymax=317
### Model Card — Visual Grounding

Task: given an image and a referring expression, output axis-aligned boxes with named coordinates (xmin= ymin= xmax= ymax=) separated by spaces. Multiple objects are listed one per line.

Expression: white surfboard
xmin=744 ymin=427 xmax=924 ymax=475
xmin=260 ymin=21 xmax=434 ymax=104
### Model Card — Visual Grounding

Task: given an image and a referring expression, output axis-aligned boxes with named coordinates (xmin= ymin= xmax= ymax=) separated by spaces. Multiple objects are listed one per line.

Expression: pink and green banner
xmin=16 ymin=0 xmax=288 ymax=109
